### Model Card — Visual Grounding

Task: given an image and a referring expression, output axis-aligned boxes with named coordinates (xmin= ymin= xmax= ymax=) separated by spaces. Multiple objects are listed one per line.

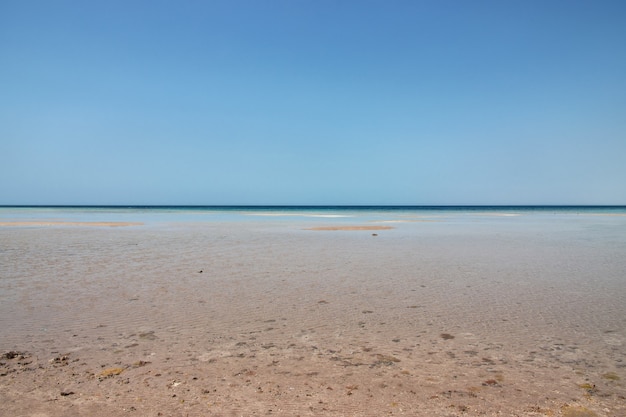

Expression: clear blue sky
xmin=1 ymin=0 xmax=625 ymax=205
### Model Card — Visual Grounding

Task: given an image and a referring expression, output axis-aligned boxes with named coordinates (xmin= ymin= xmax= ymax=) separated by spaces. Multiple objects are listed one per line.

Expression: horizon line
xmin=2 ymin=204 xmax=625 ymax=208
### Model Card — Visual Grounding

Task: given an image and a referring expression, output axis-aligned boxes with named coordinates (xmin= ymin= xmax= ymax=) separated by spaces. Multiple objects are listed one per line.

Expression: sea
xmin=2 ymin=204 xmax=626 ymax=225
xmin=1 ymin=205 xmax=625 ymax=415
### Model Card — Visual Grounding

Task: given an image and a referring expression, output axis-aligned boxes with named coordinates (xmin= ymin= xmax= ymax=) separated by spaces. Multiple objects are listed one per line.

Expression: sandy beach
xmin=1 ymin=213 xmax=625 ymax=416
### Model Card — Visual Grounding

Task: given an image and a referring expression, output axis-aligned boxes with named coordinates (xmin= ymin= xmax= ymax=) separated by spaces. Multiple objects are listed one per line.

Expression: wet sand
xmin=1 ymin=216 xmax=625 ymax=416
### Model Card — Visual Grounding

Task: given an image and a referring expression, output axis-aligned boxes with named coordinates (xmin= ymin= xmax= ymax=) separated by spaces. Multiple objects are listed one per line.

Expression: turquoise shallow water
xmin=1 ymin=205 xmax=625 ymax=225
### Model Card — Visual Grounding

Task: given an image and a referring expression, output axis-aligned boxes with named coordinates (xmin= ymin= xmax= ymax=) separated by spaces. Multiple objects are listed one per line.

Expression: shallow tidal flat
xmin=1 ymin=215 xmax=625 ymax=416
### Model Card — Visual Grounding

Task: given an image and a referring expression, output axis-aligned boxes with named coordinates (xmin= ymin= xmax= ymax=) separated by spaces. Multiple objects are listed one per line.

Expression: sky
xmin=1 ymin=0 xmax=625 ymax=205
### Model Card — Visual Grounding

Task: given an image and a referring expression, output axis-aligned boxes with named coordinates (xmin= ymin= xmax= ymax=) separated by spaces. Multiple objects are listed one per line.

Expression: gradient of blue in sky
xmin=1 ymin=0 xmax=625 ymax=205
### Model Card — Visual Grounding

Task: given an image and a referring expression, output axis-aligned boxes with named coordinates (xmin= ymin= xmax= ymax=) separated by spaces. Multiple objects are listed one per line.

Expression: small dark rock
xmin=3 ymin=351 xmax=24 ymax=360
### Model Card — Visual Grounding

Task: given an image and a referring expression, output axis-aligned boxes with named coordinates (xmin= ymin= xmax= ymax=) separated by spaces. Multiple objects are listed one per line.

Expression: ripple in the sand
xmin=138 ymin=331 xmax=157 ymax=340
xmin=373 ymin=354 xmax=400 ymax=366
xmin=602 ymin=372 xmax=620 ymax=381
xmin=561 ymin=405 xmax=598 ymax=417
xmin=99 ymin=367 xmax=124 ymax=378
